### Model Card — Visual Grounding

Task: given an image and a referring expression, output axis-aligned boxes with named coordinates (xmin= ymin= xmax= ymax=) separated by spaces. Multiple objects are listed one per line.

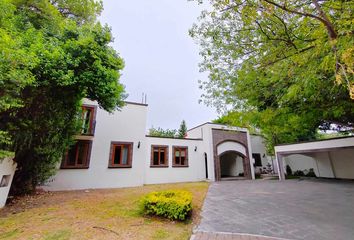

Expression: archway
xmin=215 ymin=140 xmax=251 ymax=180
xmin=219 ymin=151 xmax=245 ymax=179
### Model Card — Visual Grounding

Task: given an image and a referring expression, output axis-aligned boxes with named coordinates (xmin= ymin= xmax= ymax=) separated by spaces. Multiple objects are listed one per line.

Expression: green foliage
xmin=141 ymin=190 xmax=192 ymax=221
xmin=149 ymin=127 xmax=177 ymax=138
xmin=177 ymin=120 xmax=187 ymax=138
xmin=0 ymin=0 xmax=125 ymax=195
xmin=191 ymin=0 xmax=354 ymax=150
xmin=293 ymin=170 xmax=305 ymax=177
xmin=286 ymin=165 xmax=293 ymax=176
xmin=306 ymin=168 xmax=317 ymax=177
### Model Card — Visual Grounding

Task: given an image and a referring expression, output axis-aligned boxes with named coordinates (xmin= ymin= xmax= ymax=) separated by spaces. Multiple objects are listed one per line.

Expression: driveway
xmin=194 ymin=179 xmax=354 ymax=240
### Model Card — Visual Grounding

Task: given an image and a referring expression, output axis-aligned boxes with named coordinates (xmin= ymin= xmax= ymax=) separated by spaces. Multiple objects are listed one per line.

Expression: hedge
xmin=141 ymin=190 xmax=192 ymax=221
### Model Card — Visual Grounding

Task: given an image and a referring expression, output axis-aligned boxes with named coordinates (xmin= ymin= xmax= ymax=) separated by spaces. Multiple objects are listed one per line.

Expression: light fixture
xmin=137 ymin=141 xmax=141 ymax=149
xmin=194 ymin=146 xmax=197 ymax=152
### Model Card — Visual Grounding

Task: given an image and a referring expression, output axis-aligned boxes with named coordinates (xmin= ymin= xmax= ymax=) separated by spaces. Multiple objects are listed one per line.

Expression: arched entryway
xmin=220 ymin=151 xmax=245 ymax=179
xmin=215 ymin=140 xmax=252 ymax=180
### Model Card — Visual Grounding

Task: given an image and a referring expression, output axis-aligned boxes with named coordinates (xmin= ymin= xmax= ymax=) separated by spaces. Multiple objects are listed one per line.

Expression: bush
xmin=286 ymin=165 xmax=293 ymax=176
xmin=306 ymin=168 xmax=317 ymax=177
xmin=141 ymin=190 xmax=192 ymax=221
xmin=293 ymin=170 xmax=305 ymax=176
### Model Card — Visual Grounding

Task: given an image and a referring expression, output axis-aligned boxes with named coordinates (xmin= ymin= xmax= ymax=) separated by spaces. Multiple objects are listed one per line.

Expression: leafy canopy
xmin=190 ymin=0 xmax=354 ymax=149
xmin=149 ymin=127 xmax=178 ymax=138
xmin=0 ymin=0 xmax=125 ymax=194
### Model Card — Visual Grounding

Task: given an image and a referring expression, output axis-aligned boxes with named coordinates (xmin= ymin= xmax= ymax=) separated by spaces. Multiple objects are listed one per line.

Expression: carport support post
xmin=276 ymin=153 xmax=286 ymax=180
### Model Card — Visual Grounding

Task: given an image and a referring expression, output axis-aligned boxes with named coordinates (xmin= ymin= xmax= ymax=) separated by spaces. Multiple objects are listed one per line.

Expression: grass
xmin=0 ymin=182 xmax=209 ymax=240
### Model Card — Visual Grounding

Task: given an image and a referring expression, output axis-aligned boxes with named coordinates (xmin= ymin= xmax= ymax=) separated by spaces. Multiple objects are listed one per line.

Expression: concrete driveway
xmin=194 ymin=179 xmax=354 ymax=240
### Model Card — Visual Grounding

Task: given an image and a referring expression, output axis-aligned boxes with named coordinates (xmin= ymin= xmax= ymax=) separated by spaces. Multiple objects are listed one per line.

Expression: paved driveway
xmin=195 ymin=179 xmax=354 ymax=240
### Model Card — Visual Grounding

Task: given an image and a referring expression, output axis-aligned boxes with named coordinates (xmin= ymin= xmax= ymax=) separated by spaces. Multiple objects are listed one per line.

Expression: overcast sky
xmin=100 ymin=0 xmax=218 ymax=131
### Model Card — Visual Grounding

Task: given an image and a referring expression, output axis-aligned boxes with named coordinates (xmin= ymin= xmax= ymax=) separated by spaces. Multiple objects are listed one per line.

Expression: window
xmin=173 ymin=146 xmax=188 ymax=167
xmin=81 ymin=105 xmax=96 ymax=135
xmin=61 ymin=140 xmax=92 ymax=169
xmin=151 ymin=145 xmax=168 ymax=167
xmin=252 ymin=153 xmax=262 ymax=167
xmin=0 ymin=175 xmax=11 ymax=187
xmin=109 ymin=142 xmax=133 ymax=168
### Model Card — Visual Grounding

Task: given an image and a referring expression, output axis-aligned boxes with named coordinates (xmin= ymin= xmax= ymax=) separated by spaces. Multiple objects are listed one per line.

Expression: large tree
xmin=190 ymin=0 xmax=354 ymax=150
xmin=0 ymin=0 xmax=125 ymax=194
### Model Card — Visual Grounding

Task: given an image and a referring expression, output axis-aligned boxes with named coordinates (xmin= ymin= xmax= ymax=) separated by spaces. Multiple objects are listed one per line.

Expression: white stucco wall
xmin=251 ymin=135 xmax=268 ymax=167
xmin=283 ymin=154 xmax=320 ymax=176
xmin=144 ymin=137 xmax=206 ymax=184
xmin=44 ymin=101 xmax=148 ymax=191
xmin=0 ymin=158 xmax=17 ymax=208
xmin=187 ymin=124 xmax=215 ymax=181
xmin=220 ymin=154 xmax=244 ymax=176
xmin=330 ymin=148 xmax=354 ymax=179
xmin=313 ymin=152 xmax=335 ymax=178
xmin=217 ymin=141 xmax=246 ymax=156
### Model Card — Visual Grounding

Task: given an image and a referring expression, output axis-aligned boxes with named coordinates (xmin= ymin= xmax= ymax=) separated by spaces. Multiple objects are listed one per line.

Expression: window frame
xmin=172 ymin=146 xmax=189 ymax=167
xmin=81 ymin=104 xmax=97 ymax=136
xmin=61 ymin=140 xmax=92 ymax=169
xmin=150 ymin=145 xmax=169 ymax=168
xmin=108 ymin=141 xmax=133 ymax=168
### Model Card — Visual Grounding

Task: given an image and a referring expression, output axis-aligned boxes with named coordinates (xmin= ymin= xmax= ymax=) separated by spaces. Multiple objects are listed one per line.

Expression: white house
xmin=43 ymin=99 xmax=270 ymax=191
xmin=1 ymin=99 xmax=270 ymax=206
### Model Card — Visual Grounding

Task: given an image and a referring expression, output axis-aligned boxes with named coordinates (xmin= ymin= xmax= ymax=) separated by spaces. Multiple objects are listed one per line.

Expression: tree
xmin=0 ymin=0 xmax=126 ymax=195
xmin=149 ymin=127 xmax=177 ymax=138
xmin=177 ymin=120 xmax=187 ymax=138
xmin=190 ymin=0 xmax=354 ymax=150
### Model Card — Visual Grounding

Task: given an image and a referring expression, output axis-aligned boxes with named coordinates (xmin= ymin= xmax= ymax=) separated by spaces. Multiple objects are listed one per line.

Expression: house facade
xmin=44 ymin=99 xmax=270 ymax=191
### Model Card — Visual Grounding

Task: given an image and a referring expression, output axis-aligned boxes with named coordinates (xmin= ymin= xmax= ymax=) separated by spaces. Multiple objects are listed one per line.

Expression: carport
xmin=275 ymin=136 xmax=354 ymax=180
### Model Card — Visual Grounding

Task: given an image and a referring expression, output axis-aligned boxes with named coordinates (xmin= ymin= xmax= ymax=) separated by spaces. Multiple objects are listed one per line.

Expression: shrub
xmin=293 ymin=170 xmax=305 ymax=176
xmin=306 ymin=168 xmax=317 ymax=177
xmin=141 ymin=190 xmax=192 ymax=221
xmin=286 ymin=165 xmax=293 ymax=176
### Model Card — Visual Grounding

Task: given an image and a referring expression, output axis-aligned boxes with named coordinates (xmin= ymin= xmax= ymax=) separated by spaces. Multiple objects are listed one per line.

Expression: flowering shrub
xmin=141 ymin=190 xmax=192 ymax=221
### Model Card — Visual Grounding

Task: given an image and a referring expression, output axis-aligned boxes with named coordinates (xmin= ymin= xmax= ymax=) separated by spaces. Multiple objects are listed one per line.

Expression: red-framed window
xmin=61 ymin=140 xmax=92 ymax=169
xmin=150 ymin=145 xmax=168 ymax=167
xmin=109 ymin=142 xmax=133 ymax=168
xmin=173 ymin=146 xmax=188 ymax=167
xmin=81 ymin=105 xmax=96 ymax=136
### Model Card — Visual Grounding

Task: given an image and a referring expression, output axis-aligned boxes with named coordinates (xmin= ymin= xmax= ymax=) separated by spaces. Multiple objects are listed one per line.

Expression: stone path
xmin=192 ymin=179 xmax=354 ymax=240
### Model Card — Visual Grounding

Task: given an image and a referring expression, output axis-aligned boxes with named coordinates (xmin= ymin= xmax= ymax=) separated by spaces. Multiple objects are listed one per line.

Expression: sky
xmin=99 ymin=0 xmax=218 ymax=131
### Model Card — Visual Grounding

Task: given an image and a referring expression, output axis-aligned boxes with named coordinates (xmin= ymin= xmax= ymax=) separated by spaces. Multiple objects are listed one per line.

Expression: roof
xmin=274 ymin=136 xmax=354 ymax=154
xmin=275 ymin=135 xmax=354 ymax=147
xmin=145 ymin=135 xmax=203 ymax=141
xmin=187 ymin=122 xmax=248 ymax=132
xmin=124 ymin=101 xmax=148 ymax=107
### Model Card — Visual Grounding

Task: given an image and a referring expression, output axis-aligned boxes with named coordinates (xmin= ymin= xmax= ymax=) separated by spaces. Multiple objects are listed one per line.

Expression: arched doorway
xmin=215 ymin=140 xmax=252 ymax=180
xmin=219 ymin=151 xmax=245 ymax=179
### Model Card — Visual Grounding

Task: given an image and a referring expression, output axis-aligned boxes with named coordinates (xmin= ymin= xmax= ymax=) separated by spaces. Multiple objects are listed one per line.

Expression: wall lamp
xmin=137 ymin=141 xmax=141 ymax=149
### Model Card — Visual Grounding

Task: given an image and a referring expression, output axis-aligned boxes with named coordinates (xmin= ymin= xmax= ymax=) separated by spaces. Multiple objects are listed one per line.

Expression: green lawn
xmin=0 ymin=182 xmax=209 ymax=240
